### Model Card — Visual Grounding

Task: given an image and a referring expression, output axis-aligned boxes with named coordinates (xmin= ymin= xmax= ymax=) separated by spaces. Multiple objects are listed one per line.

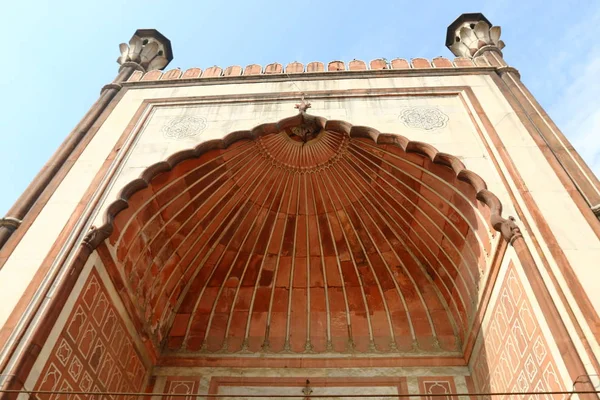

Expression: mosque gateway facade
xmin=1 ymin=13 xmax=600 ymax=400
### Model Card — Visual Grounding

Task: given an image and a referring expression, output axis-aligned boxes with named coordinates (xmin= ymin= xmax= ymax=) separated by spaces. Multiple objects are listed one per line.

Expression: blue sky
xmin=1 ymin=0 xmax=599 ymax=215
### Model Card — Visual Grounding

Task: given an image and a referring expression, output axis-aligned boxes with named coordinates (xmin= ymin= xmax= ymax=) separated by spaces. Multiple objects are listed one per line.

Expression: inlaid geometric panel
xmin=470 ymin=262 xmax=565 ymax=399
xmin=162 ymin=376 xmax=202 ymax=400
xmin=418 ymin=376 xmax=458 ymax=400
xmin=33 ymin=269 xmax=147 ymax=399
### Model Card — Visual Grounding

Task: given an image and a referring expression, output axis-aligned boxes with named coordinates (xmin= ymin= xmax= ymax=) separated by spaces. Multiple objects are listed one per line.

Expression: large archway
xmin=98 ymin=111 xmax=505 ymax=358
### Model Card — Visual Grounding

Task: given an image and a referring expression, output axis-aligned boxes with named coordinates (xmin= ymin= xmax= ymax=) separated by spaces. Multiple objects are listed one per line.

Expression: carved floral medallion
xmin=162 ymin=115 xmax=207 ymax=140
xmin=399 ymin=107 xmax=449 ymax=130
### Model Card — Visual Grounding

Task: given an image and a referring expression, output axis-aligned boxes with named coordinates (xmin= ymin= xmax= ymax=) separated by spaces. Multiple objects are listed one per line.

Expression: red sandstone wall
xmin=470 ymin=261 xmax=565 ymax=396
xmin=32 ymin=269 xmax=148 ymax=399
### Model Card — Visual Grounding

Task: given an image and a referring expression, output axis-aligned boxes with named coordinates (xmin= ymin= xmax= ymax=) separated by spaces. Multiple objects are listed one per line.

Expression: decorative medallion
xmin=162 ymin=116 xmax=207 ymax=140
xmin=399 ymin=107 xmax=449 ymax=130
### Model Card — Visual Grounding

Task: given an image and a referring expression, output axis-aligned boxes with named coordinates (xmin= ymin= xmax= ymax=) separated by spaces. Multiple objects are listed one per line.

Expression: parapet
xmin=126 ymin=56 xmax=494 ymax=83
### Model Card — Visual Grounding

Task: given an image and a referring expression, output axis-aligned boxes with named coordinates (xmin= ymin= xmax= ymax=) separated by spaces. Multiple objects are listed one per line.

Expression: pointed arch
xmin=89 ymin=114 xmax=509 ymax=356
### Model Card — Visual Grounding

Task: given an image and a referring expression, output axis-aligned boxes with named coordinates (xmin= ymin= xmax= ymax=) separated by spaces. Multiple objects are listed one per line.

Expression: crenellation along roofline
xmin=122 ymin=56 xmax=504 ymax=86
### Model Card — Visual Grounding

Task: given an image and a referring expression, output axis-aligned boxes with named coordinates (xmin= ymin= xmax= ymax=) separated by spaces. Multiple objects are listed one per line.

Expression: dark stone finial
xmin=445 ymin=13 xmax=505 ymax=58
xmin=117 ymin=29 xmax=173 ymax=72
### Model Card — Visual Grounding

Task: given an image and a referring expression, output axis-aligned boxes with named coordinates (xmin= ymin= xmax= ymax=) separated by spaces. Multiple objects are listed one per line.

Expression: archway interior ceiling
xmin=106 ymin=122 xmax=497 ymax=357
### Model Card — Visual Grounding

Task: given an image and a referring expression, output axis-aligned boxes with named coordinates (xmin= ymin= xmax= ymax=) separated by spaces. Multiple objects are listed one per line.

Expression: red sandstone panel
xmin=370 ymin=59 xmax=388 ymax=69
xmin=264 ymin=62 xmax=283 ymax=74
xmin=141 ymin=70 xmax=162 ymax=81
xmin=470 ymin=262 xmax=565 ymax=395
xmin=202 ymin=66 xmax=222 ymax=77
xmin=328 ymin=61 xmax=345 ymax=71
xmin=348 ymin=60 xmax=367 ymax=71
xmin=161 ymin=69 xmax=182 ymax=80
xmin=243 ymin=64 xmax=262 ymax=75
xmin=286 ymin=62 xmax=304 ymax=73
xmin=391 ymin=58 xmax=410 ymax=69
xmin=33 ymin=269 xmax=147 ymax=399
xmin=182 ymin=67 xmax=202 ymax=79
xmin=223 ymin=65 xmax=242 ymax=76
xmin=411 ymin=58 xmax=432 ymax=69
xmin=432 ymin=57 xmax=453 ymax=68
xmin=306 ymin=62 xmax=324 ymax=72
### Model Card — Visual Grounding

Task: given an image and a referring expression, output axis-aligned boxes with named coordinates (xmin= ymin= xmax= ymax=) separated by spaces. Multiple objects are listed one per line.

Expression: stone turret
xmin=445 ymin=13 xmax=505 ymax=59
xmin=117 ymin=29 xmax=173 ymax=72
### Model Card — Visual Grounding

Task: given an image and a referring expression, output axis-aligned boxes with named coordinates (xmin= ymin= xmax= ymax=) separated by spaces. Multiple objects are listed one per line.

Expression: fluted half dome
xmin=104 ymin=120 xmax=500 ymax=357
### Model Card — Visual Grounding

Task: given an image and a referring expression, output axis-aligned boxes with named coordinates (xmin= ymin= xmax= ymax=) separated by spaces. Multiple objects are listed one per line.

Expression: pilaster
xmin=0 ymin=28 xmax=173 ymax=398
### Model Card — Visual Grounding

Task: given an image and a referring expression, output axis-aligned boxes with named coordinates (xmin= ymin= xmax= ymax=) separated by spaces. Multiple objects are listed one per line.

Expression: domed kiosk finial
xmin=117 ymin=29 xmax=173 ymax=72
xmin=445 ymin=13 xmax=505 ymax=58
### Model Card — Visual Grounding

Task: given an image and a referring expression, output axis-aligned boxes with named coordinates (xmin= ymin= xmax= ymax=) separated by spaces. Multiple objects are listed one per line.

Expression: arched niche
xmin=91 ymin=112 xmax=508 ymax=357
